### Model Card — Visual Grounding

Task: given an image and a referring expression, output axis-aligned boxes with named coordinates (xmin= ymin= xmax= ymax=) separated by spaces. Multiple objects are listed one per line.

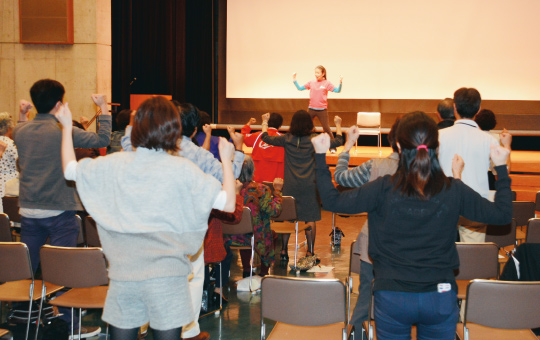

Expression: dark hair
xmin=267 ymin=112 xmax=283 ymax=129
xmin=474 ymin=109 xmax=497 ymax=131
xmin=392 ymin=111 xmax=448 ymax=199
xmin=178 ymin=103 xmax=200 ymax=137
xmin=30 ymin=79 xmax=65 ymax=114
xmin=116 ymin=109 xmax=132 ymax=131
xmin=387 ymin=116 xmax=401 ymax=153
xmin=437 ymin=98 xmax=455 ymax=120
xmin=131 ymin=97 xmax=182 ymax=152
xmin=197 ymin=111 xmax=212 ymax=131
xmin=289 ymin=110 xmax=314 ymax=137
xmin=72 ymin=120 xmax=85 ymax=130
xmin=453 ymin=88 xmax=481 ymax=119
xmin=315 ymin=65 xmax=327 ymax=79
xmin=238 ymin=155 xmax=254 ymax=184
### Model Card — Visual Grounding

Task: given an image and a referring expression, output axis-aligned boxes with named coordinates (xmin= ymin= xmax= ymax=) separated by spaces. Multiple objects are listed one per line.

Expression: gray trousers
xmin=350 ymin=260 xmax=374 ymax=332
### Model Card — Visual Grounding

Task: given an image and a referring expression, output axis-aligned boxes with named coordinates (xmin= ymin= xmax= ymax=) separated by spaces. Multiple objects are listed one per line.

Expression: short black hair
xmin=116 ymin=109 xmax=132 ymax=131
xmin=30 ymin=79 xmax=65 ymax=114
xmin=268 ymin=112 xmax=283 ymax=129
xmin=198 ymin=111 xmax=212 ymax=131
xmin=289 ymin=110 xmax=313 ymax=137
xmin=474 ymin=109 xmax=497 ymax=131
xmin=437 ymin=98 xmax=455 ymax=120
xmin=178 ymin=103 xmax=200 ymax=137
xmin=454 ymin=88 xmax=481 ymax=119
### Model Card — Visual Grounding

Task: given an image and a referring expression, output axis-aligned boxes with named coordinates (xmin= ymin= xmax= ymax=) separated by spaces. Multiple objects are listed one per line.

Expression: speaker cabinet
xmin=19 ymin=0 xmax=74 ymax=44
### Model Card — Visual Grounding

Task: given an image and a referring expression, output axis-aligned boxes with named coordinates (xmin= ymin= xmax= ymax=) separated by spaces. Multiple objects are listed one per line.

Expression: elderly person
xmin=0 ymin=112 xmax=19 ymax=213
xmin=228 ymin=156 xmax=283 ymax=277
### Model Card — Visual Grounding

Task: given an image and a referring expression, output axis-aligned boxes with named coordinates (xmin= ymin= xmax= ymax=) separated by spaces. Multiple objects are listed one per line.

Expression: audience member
xmin=261 ymin=110 xmax=343 ymax=261
xmin=240 ymin=113 xmax=285 ymax=183
xmin=107 ymin=109 xmax=131 ymax=154
xmin=438 ymin=88 xmax=511 ymax=242
xmin=312 ymin=111 xmax=512 ymax=340
xmin=56 ymin=96 xmax=236 ymax=340
xmin=0 ymin=112 xmax=18 ymax=213
xmin=195 ymin=111 xmax=220 ymax=160
xmin=228 ymin=156 xmax=283 ymax=277
xmin=12 ymin=79 xmax=110 ymax=336
xmin=334 ymin=118 xmax=401 ymax=331
xmin=436 ymin=98 xmax=455 ymax=129
xmin=72 ymin=120 xmax=101 ymax=160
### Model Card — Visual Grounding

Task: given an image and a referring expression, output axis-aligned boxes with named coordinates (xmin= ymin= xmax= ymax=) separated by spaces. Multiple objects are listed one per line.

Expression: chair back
xmin=349 ymin=240 xmax=361 ymax=276
xmin=0 ymin=214 xmax=12 ymax=242
xmin=262 ymin=181 xmax=274 ymax=193
xmin=84 ymin=216 xmax=102 ymax=247
xmin=485 ymin=218 xmax=516 ymax=248
xmin=455 ymin=242 xmax=499 ymax=280
xmin=261 ymin=276 xmax=346 ymax=326
xmin=536 ymin=191 xmax=540 ymax=212
xmin=465 ymin=279 xmax=540 ymax=329
xmin=222 ymin=207 xmax=253 ymax=235
xmin=513 ymin=201 xmax=535 ymax=227
xmin=526 ymin=218 xmax=540 ymax=243
xmin=75 ymin=215 xmax=85 ymax=246
xmin=0 ymin=242 xmax=33 ymax=282
xmin=272 ymin=196 xmax=297 ymax=222
xmin=40 ymin=245 xmax=108 ymax=288
xmin=356 ymin=112 xmax=381 ymax=128
xmin=2 ymin=196 xmax=21 ymax=223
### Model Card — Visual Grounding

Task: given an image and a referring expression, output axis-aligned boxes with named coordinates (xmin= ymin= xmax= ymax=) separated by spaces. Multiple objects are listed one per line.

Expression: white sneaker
xmin=69 ymin=326 xmax=101 ymax=339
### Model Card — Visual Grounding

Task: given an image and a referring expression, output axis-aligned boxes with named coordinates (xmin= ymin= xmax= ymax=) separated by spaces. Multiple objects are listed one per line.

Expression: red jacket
xmin=241 ymin=125 xmax=285 ymax=183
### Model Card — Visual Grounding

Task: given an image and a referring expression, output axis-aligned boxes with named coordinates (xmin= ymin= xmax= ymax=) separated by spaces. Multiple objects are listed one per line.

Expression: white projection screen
xmin=226 ymin=0 xmax=540 ymax=100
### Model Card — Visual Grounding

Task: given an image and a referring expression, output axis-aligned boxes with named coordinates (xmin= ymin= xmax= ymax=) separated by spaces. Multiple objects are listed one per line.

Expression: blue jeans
xmin=374 ymin=290 xmax=459 ymax=340
xmin=21 ymin=210 xmax=80 ymax=328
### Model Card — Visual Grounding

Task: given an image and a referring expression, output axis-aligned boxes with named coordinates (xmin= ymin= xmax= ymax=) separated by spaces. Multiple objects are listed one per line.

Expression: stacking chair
xmin=485 ymin=219 xmax=517 ymax=259
xmin=535 ymin=191 xmax=540 ymax=217
xmin=513 ymin=201 xmax=535 ymax=243
xmin=526 ymin=218 xmax=540 ymax=243
xmin=0 ymin=213 xmax=13 ymax=242
xmin=355 ymin=112 xmax=381 ymax=154
xmin=260 ymin=276 xmax=352 ymax=340
xmin=456 ymin=279 xmax=540 ymax=339
xmin=2 ymin=196 xmax=21 ymax=224
xmin=0 ymin=242 xmax=63 ymax=340
xmin=0 ymin=329 xmax=10 ymax=338
xmin=222 ymin=207 xmax=256 ymax=292
xmin=454 ymin=242 xmax=499 ymax=300
xmin=39 ymin=245 xmax=109 ymax=340
xmin=83 ymin=215 xmax=102 ymax=247
xmin=270 ymin=196 xmax=309 ymax=272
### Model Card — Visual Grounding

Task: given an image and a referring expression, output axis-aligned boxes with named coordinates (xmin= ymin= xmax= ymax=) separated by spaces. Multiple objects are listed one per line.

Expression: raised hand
xmin=261 ymin=113 xmax=270 ymax=123
xmin=203 ymin=124 xmax=213 ymax=135
xmin=452 ymin=154 xmax=465 ymax=179
xmin=334 ymin=115 xmax=342 ymax=126
xmin=311 ymin=133 xmax=331 ymax=154
xmin=227 ymin=126 xmax=244 ymax=150
xmin=247 ymin=118 xmax=257 ymax=125
xmin=218 ymin=137 xmax=235 ymax=162
xmin=19 ymin=100 xmax=33 ymax=115
xmin=343 ymin=126 xmax=360 ymax=151
xmin=273 ymin=177 xmax=284 ymax=191
xmin=55 ymin=103 xmax=73 ymax=128
xmin=490 ymin=144 xmax=511 ymax=167
xmin=292 ymin=72 xmax=297 ymax=81
xmin=339 ymin=75 xmax=343 ymax=83
xmin=91 ymin=94 xmax=107 ymax=107
xmin=500 ymin=128 xmax=512 ymax=149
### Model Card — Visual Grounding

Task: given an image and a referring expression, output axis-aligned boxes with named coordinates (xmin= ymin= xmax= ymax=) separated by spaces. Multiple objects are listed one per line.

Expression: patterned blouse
xmin=0 ymin=136 xmax=18 ymax=212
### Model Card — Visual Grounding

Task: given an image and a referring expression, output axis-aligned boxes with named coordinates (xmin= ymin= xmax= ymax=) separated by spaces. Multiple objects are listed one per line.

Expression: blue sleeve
xmin=332 ymin=82 xmax=342 ymax=93
xmin=293 ymin=80 xmax=306 ymax=91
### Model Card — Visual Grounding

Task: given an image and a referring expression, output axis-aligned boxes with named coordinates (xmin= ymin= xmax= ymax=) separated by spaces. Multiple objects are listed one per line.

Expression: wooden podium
xmin=130 ymin=94 xmax=172 ymax=110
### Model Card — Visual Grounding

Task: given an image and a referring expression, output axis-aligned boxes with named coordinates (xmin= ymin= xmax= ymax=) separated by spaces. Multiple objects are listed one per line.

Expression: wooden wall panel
xmin=19 ymin=0 xmax=74 ymax=44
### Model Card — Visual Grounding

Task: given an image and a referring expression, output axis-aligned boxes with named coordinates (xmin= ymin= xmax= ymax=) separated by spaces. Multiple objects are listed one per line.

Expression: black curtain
xmin=112 ymin=0 xmax=213 ymax=118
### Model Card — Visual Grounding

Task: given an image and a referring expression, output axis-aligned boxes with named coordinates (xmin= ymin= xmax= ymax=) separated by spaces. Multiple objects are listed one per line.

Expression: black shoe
xmin=280 ymin=252 xmax=289 ymax=262
xmin=242 ymin=271 xmax=251 ymax=278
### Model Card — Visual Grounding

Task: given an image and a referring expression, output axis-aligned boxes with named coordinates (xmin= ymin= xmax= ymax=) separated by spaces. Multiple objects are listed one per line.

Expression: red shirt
xmin=241 ymin=125 xmax=285 ymax=183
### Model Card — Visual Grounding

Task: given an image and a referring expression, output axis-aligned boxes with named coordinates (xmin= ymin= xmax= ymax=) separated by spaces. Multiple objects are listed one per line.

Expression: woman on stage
xmin=293 ymin=65 xmax=342 ymax=137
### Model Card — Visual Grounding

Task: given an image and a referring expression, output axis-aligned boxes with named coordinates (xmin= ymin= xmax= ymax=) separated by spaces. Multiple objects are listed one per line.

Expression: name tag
xmin=437 ymin=283 xmax=451 ymax=293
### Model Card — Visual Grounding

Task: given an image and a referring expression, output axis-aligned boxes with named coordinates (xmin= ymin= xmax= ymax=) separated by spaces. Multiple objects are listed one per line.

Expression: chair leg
xmin=332 ymin=213 xmax=336 ymax=246
xmin=30 ymin=282 xmax=40 ymax=340
xmin=78 ymin=307 xmax=82 ymax=339
xmin=294 ymin=222 xmax=299 ymax=273
xmin=249 ymin=236 xmax=255 ymax=292
xmin=71 ymin=307 xmax=74 ymax=340
xmin=219 ymin=262 xmax=223 ymax=308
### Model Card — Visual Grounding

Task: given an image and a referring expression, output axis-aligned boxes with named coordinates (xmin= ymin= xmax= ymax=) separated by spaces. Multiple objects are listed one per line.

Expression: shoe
xmin=69 ymin=326 xmax=101 ymax=339
xmin=242 ymin=271 xmax=251 ymax=278
xmin=183 ymin=331 xmax=210 ymax=340
xmin=280 ymin=252 xmax=289 ymax=262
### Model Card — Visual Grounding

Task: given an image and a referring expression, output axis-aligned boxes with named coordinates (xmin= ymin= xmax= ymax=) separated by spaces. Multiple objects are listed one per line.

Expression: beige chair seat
xmin=362 ymin=319 xmax=418 ymax=339
xmin=269 ymin=322 xmax=347 ymax=339
xmin=271 ymin=221 xmax=309 ymax=235
xmin=0 ymin=279 xmax=62 ymax=302
xmin=0 ymin=329 xmax=9 ymax=337
xmin=48 ymin=286 xmax=108 ymax=309
xmin=456 ymin=322 xmax=538 ymax=340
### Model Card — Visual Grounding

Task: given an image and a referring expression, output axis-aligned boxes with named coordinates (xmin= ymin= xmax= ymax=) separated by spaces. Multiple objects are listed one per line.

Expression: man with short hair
xmin=438 ymin=87 xmax=510 ymax=242
xmin=13 ymin=79 xmax=111 ymax=337
xmin=436 ymin=97 xmax=455 ymax=129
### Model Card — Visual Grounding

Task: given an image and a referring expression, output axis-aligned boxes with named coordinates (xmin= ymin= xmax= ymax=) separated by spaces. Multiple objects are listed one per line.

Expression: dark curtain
xmin=112 ymin=0 xmax=213 ymax=118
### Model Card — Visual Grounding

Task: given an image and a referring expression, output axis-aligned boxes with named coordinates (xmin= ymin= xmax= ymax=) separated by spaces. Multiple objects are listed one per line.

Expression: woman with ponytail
xmin=312 ymin=111 xmax=512 ymax=340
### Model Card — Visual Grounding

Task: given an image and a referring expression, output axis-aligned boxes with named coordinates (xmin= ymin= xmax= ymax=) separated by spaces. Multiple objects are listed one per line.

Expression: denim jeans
xmin=374 ymin=289 xmax=459 ymax=340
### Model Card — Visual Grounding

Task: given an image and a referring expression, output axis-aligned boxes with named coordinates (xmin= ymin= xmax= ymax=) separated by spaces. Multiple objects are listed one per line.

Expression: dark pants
xmin=204 ymin=244 xmax=233 ymax=289
xmin=374 ymin=290 xmax=459 ymax=340
xmin=21 ymin=210 xmax=80 ymax=328
xmin=308 ymin=108 xmax=333 ymax=136
xmin=350 ymin=261 xmax=373 ymax=332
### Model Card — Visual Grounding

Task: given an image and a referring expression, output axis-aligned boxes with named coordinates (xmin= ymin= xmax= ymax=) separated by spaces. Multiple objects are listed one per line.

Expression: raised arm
xmin=332 ymin=75 xmax=343 ymax=93
xmin=54 ymin=103 xmax=77 ymax=176
xmin=201 ymin=124 xmax=213 ymax=151
xmin=218 ymin=137 xmax=237 ymax=212
xmin=72 ymin=94 xmax=111 ymax=148
xmin=260 ymin=113 xmax=287 ymax=146
xmin=292 ymin=72 xmax=306 ymax=91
